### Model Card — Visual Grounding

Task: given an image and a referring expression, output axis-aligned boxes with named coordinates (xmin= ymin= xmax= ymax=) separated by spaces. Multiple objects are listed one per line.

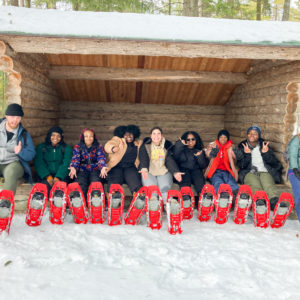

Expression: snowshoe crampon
xmin=166 ymin=190 xmax=183 ymax=235
xmin=87 ymin=182 xmax=105 ymax=224
xmin=180 ymin=187 xmax=194 ymax=220
xmin=252 ymin=191 xmax=270 ymax=228
xmin=270 ymin=192 xmax=294 ymax=229
xmin=108 ymin=184 xmax=125 ymax=226
xmin=214 ymin=184 xmax=233 ymax=225
xmin=25 ymin=183 xmax=48 ymax=227
xmin=197 ymin=184 xmax=216 ymax=222
xmin=0 ymin=190 xmax=14 ymax=234
xmin=146 ymin=185 xmax=163 ymax=230
xmin=66 ymin=182 xmax=89 ymax=224
xmin=124 ymin=186 xmax=148 ymax=225
xmin=233 ymin=185 xmax=253 ymax=225
xmin=49 ymin=181 xmax=67 ymax=225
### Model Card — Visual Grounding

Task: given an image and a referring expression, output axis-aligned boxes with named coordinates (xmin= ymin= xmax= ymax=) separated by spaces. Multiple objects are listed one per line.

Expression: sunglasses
xmin=186 ymin=138 xmax=195 ymax=142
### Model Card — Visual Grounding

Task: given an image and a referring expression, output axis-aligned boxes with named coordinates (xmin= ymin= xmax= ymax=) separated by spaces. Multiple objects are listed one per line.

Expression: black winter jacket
xmin=172 ymin=140 xmax=209 ymax=170
xmin=236 ymin=139 xmax=283 ymax=184
xmin=138 ymin=138 xmax=179 ymax=175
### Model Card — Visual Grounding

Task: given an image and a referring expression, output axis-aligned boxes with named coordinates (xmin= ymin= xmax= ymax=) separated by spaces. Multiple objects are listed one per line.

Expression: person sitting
xmin=139 ymin=126 xmax=183 ymax=203
xmin=105 ymin=125 xmax=143 ymax=195
xmin=235 ymin=125 xmax=282 ymax=210
xmin=173 ymin=131 xmax=209 ymax=205
xmin=205 ymin=129 xmax=239 ymax=196
xmin=69 ymin=128 xmax=107 ymax=198
xmin=287 ymin=133 xmax=300 ymax=220
xmin=0 ymin=103 xmax=35 ymax=194
xmin=34 ymin=126 xmax=72 ymax=192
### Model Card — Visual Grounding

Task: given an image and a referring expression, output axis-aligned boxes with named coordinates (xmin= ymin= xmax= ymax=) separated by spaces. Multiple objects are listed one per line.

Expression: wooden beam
xmin=1 ymin=35 xmax=300 ymax=60
xmin=49 ymin=66 xmax=247 ymax=84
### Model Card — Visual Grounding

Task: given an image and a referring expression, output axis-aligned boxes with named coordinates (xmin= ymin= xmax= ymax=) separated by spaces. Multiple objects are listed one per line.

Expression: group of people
xmin=1 ymin=103 xmax=300 ymax=222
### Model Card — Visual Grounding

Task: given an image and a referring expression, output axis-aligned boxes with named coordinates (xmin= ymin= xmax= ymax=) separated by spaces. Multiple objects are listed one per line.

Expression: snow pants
xmin=288 ymin=170 xmax=300 ymax=222
xmin=210 ymin=169 xmax=239 ymax=194
xmin=0 ymin=161 xmax=24 ymax=195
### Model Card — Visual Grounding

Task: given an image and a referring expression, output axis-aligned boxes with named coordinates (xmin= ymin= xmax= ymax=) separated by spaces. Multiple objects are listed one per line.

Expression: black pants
xmin=76 ymin=170 xmax=104 ymax=199
xmin=38 ymin=176 xmax=69 ymax=197
xmin=107 ymin=166 xmax=142 ymax=194
xmin=178 ymin=168 xmax=206 ymax=197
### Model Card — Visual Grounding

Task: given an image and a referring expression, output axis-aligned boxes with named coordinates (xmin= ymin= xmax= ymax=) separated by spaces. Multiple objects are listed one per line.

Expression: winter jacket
xmin=206 ymin=140 xmax=238 ymax=180
xmin=70 ymin=144 xmax=107 ymax=172
xmin=0 ymin=118 xmax=35 ymax=183
xmin=139 ymin=137 xmax=179 ymax=175
xmin=105 ymin=136 xmax=142 ymax=171
xmin=34 ymin=143 xmax=72 ymax=180
xmin=288 ymin=135 xmax=300 ymax=170
xmin=172 ymin=140 xmax=209 ymax=170
xmin=237 ymin=139 xmax=283 ymax=183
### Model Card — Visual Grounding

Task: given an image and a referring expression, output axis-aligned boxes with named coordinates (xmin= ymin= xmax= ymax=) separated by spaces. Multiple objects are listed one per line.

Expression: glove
xmin=293 ymin=168 xmax=300 ymax=181
xmin=209 ymin=146 xmax=220 ymax=158
xmin=46 ymin=175 xmax=54 ymax=186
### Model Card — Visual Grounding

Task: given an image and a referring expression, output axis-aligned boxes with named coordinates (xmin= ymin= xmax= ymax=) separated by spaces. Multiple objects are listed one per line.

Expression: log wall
xmin=59 ymin=101 xmax=225 ymax=147
xmin=225 ymin=60 xmax=300 ymax=168
xmin=2 ymin=41 xmax=60 ymax=146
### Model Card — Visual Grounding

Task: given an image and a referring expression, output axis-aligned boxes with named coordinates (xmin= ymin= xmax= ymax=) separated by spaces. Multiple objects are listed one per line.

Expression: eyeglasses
xmin=186 ymin=138 xmax=195 ymax=142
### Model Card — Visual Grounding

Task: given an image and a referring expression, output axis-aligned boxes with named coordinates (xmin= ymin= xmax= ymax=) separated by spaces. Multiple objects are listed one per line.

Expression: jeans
xmin=210 ymin=169 xmax=239 ymax=194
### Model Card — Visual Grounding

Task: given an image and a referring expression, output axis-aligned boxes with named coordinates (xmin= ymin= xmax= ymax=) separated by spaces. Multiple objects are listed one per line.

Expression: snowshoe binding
xmin=166 ymin=190 xmax=183 ymax=235
xmin=233 ymin=185 xmax=253 ymax=225
xmin=214 ymin=184 xmax=233 ymax=225
xmin=146 ymin=185 xmax=163 ymax=230
xmin=197 ymin=184 xmax=216 ymax=222
xmin=253 ymin=191 xmax=270 ymax=228
xmin=124 ymin=186 xmax=148 ymax=225
xmin=49 ymin=181 xmax=67 ymax=225
xmin=180 ymin=187 xmax=195 ymax=220
xmin=0 ymin=190 xmax=14 ymax=234
xmin=108 ymin=184 xmax=125 ymax=226
xmin=87 ymin=182 xmax=105 ymax=224
xmin=25 ymin=183 xmax=48 ymax=227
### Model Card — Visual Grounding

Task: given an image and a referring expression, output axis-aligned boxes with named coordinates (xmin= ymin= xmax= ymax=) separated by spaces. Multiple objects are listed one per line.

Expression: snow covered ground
xmin=1 ymin=211 xmax=300 ymax=300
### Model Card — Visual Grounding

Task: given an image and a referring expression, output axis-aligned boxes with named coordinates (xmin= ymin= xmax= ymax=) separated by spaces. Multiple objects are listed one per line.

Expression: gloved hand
xmin=293 ymin=168 xmax=300 ymax=181
xmin=46 ymin=175 xmax=54 ymax=186
xmin=209 ymin=146 xmax=220 ymax=158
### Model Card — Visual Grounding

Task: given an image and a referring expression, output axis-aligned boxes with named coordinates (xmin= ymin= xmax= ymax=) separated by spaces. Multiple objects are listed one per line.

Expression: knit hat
xmin=247 ymin=125 xmax=261 ymax=138
xmin=5 ymin=103 xmax=24 ymax=117
xmin=45 ymin=126 xmax=64 ymax=145
xmin=217 ymin=129 xmax=230 ymax=140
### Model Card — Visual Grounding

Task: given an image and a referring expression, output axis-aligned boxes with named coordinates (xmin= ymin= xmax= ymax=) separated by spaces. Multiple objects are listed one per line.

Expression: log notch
xmin=225 ymin=60 xmax=300 ymax=178
xmin=59 ymin=101 xmax=225 ymax=147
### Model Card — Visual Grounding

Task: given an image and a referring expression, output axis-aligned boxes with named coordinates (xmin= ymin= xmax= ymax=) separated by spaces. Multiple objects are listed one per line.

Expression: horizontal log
xmin=22 ymin=97 xmax=59 ymax=111
xmin=226 ymin=104 xmax=286 ymax=115
xmin=26 ymin=126 xmax=54 ymax=137
xmin=247 ymin=60 xmax=290 ymax=76
xmin=23 ymin=108 xmax=59 ymax=119
xmin=22 ymin=118 xmax=57 ymax=128
xmin=2 ymin=35 xmax=300 ymax=60
xmin=49 ymin=66 xmax=248 ymax=84
xmin=225 ymin=114 xmax=284 ymax=124
xmin=22 ymin=86 xmax=60 ymax=105
xmin=225 ymin=122 xmax=284 ymax=133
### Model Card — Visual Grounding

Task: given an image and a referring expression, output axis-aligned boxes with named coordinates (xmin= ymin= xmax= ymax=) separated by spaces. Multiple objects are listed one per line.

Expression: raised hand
xmin=242 ymin=143 xmax=251 ymax=154
xmin=174 ymin=172 xmax=185 ymax=182
xmin=14 ymin=141 xmax=22 ymax=154
xmin=209 ymin=146 xmax=220 ymax=158
xmin=179 ymin=138 xmax=187 ymax=146
xmin=262 ymin=141 xmax=269 ymax=153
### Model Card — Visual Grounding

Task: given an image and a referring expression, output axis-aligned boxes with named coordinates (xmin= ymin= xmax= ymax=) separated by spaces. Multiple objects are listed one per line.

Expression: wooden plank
xmin=2 ymin=35 xmax=300 ymax=60
xmin=49 ymin=66 xmax=248 ymax=84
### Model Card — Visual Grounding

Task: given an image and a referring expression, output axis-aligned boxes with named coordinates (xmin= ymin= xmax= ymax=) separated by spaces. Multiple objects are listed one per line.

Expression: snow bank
xmin=1 ymin=7 xmax=300 ymax=46
xmin=1 ymin=212 xmax=300 ymax=300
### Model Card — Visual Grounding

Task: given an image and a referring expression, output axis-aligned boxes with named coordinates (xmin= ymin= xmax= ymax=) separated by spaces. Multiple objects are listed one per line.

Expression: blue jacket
xmin=288 ymin=135 xmax=300 ymax=170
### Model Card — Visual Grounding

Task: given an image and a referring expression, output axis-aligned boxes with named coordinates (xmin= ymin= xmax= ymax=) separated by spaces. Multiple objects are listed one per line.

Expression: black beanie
xmin=217 ymin=129 xmax=230 ymax=140
xmin=45 ymin=126 xmax=64 ymax=145
xmin=5 ymin=103 xmax=24 ymax=117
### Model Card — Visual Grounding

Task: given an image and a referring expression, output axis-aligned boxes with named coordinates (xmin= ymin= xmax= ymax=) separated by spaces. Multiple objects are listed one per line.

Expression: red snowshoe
xmin=87 ymin=182 xmax=105 ymax=224
xmin=49 ymin=181 xmax=67 ymax=225
xmin=252 ymin=191 xmax=270 ymax=228
xmin=0 ymin=190 xmax=14 ymax=234
xmin=108 ymin=184 xmax=125 ymax=226
xmin=66 ymin=182 xmax=89 ymax=224
xmin=180 ymin=187 xmax=195 ymax=220
xmin=214 ymin=184 xmax=233 ymax=225
xmin=166 ymin=190 xmax=183 ymax=235
xmin=146 ymin=185 xmax=163 ymax=230
xmin=233 ymin=185 xmax=253 ymax=225
xmin=124 ymin=186 xmax=148 ymax=225
xmin=25 ymin=183 xmax=48 ymax=226
xmin=270 ymin=192 xmax=294 ymax=229
xmin=197 ymin=184 xmax=216 ymax=222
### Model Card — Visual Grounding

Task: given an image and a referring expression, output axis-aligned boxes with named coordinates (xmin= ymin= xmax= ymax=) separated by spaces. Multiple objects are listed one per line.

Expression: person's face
xmin=84 ymin=130 xmax=94 ymax=147
xmin=5 ymin=115 xmax=22 ymax=130
xmin=247 ymin=130 xmax=259 ymax=144
xmin=151 ymin=129 xmax=162 ymax=145
xmin=218 ymin=135 xmax=228 ymax=145
xmin=186 ymin=134 xmax=196 ymax=149
xmin=124 ymin=132 xmax=134 ymax=143
xmin=50 ymin=132 xmax=61 ymax=147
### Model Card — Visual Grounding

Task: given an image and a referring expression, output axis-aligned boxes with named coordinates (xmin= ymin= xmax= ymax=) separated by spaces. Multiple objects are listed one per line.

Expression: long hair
xmin=79 ymin=128 xmax=99 ymax=148
xmin=181 ymin=131 xmax=204 ymax=150
xmin=45 ymin=126 xmax=65 ymax=146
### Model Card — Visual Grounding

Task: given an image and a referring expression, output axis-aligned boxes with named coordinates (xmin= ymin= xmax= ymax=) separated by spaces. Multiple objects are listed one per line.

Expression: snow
xmin=1 ymin=7 xmax=300 ymax=46
xmin=1 ymin=211 xmax=300 ymax=300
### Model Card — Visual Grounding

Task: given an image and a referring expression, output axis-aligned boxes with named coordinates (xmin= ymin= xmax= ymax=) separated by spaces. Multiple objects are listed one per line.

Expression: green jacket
xmin=288 ymin=135 xmax=300 ymax=170
xmin=34 ymin=142 xmax=72 ymax=180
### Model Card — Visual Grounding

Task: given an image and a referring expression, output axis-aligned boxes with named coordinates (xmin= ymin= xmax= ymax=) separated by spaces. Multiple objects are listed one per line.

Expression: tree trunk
xmin=10 ymin=0 xmax=19 ymax=6
xmin=183 ymin=0 xmax=199 ymax=17
xmin=19 ymin=0 xmax=24 ymax=6
xmin=256 ymin=0 xmax=261 ymax=20
xmin=282 ymin=0 xmax=290 ymax=21
xmin=25 ymin=0 xmax=31 ymax=7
